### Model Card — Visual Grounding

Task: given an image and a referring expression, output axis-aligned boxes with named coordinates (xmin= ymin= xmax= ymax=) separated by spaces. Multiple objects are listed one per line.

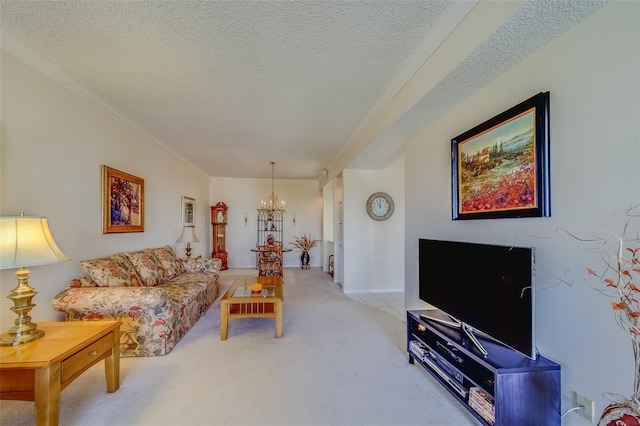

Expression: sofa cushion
xmin=123 ymin=249 xmax=166 ymax=286
xmin=150 ymin=246 xmax=185 ymax=279
xmin=80 ymin=253 xmax=143 ymax=287
xmin=181 ymin=256 xmax=221 ymax=274
xmin=68 ymin=275 xmax=96 ymax=288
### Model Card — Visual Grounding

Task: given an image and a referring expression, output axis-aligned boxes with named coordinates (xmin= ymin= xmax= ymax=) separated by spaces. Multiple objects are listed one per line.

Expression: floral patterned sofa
xmin=52 ymin=246 xmax=220 ymax=357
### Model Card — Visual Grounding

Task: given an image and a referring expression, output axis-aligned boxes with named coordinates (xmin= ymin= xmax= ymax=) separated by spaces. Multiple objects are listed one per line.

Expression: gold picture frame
xmin=102 ymin=165 xmax=144 ymax=233
xmin=182 ymin=196 xmax=195 ymax=227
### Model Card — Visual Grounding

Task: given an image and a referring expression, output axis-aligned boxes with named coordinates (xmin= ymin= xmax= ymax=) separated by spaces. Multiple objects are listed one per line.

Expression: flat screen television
xmin=418 ymin=238 xmax=536 ymax=359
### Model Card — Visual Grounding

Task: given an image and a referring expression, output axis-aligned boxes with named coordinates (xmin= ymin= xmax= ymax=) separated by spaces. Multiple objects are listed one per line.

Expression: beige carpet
xmin=0 ymin=267 xmax=478 ymax=426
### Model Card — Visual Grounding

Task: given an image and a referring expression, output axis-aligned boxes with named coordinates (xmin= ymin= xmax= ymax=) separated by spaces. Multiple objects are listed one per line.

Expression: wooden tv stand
xmin=407 ymin=310 xmax=561 ymax=426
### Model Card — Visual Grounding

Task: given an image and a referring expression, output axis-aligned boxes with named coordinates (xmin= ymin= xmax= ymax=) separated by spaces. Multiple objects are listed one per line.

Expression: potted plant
xmin=290 ymin=233 xmax=319 ymax=270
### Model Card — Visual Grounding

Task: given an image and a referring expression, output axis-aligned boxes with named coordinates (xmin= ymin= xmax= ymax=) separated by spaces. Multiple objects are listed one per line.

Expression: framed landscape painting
xmin=451 ymin=92 xmax=550 ymax=220
xmin=102 ymin=165 xmax=144 ymax=233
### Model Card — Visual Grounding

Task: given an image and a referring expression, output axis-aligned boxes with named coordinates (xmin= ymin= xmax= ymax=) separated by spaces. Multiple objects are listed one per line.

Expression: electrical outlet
xmin=576 ymin=392 xmax=595 ymax=423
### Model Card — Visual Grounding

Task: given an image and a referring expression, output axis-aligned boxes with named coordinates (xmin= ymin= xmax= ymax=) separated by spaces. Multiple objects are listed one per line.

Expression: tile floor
xmin=345 ymin=291 xmax=405 ymax=322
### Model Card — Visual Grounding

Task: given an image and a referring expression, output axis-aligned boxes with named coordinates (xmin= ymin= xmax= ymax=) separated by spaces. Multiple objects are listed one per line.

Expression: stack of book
xmin=469 ymin=387 xmax=495 ymax=425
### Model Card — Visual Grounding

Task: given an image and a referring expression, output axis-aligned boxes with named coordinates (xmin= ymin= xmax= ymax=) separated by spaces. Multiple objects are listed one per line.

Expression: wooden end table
xmin=0 ymin=321 xmax=121 ymax=426
xmin=220 ymin=276 xmax=283 ymax=340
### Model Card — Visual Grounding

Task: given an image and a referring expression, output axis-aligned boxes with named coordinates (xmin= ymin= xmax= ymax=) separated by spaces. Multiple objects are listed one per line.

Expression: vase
xmin=599 ymin=400 xmax=640 ymax=426
xmin=300 ymin=251 xmax=310 ymax=270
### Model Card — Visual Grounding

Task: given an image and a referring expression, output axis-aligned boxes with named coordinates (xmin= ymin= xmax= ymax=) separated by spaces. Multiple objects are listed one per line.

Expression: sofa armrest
xmin=52 ymin=285 xmax=171 ymax=317
xmin=180 ymin=257 xmax=221 ymax=274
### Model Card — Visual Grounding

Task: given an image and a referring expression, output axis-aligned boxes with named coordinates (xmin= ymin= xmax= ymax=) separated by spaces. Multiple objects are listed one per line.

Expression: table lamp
xmin=0 ymin=214 xmax=69 ymax=346
xmin=176 ymin=226 xmax=199 ymax=257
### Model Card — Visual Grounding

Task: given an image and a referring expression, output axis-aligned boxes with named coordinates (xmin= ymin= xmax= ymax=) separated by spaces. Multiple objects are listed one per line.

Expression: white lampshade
xmin=0 ymin=215 xmax=69 ymax=346
xmin=0 ymin=215 xmax=69 ymax=270
xmin=176 ymin=226 xmax=200 ymax=244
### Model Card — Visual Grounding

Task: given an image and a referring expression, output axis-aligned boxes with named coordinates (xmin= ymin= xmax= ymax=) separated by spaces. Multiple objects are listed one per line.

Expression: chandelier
xmin=259 ymin=161 xmax=285 ymax=212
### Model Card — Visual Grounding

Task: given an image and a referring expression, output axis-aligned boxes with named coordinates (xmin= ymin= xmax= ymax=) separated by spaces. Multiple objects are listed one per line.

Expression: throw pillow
xmin=67 ymin=275 xmax=97 ymax=288
xmin=80 ymin=253 xmax=143 ymax=287
xmin=123 ymin=249 xmax=167 ymax=286
xmin=150 ymin=246 xmax=185 ymax=279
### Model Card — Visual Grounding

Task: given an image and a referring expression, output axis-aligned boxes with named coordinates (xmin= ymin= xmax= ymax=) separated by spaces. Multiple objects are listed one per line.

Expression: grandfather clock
xmin=211 ymin=202 xmax=228 ymax=270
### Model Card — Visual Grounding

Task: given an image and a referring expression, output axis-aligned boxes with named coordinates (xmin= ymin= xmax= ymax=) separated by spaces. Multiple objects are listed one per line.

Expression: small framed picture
xmin=451 ymin=92 xmax=551 ymax=220
xmin=102 ymin=165 xmax=144 ymax=233
xmin=182 ymin=196 xmax=195 ymax=227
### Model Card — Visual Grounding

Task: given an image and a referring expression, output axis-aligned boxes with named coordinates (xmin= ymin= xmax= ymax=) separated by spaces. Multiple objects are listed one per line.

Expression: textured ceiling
xmin=0 ymin=1 xmax=607 ymax=180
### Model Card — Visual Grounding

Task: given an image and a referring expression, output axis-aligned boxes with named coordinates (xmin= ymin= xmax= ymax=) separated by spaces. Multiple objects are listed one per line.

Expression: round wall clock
xmin=366 ymin=192 xmax=394 ymax=221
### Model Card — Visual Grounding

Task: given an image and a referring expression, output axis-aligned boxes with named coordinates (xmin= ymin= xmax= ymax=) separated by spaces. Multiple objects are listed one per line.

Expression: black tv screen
xmin=418 ymin=238 xmax=536 ymax=359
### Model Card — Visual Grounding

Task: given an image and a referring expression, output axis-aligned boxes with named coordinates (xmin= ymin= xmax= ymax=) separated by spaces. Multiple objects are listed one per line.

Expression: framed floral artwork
xmin=102 ymin=165 xmax=144 ymax=233
xmin=182 ymin=196 xmax=195 ymax=227
xmin=451 ymin=91 xmax=551 ymax=220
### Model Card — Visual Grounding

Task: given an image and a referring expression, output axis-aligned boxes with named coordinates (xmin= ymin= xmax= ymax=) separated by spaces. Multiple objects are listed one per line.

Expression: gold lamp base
xmin=0 ymin=268 xmax=45 ymax=347
xmin=0 ymin=327 xmax=44 ymax=346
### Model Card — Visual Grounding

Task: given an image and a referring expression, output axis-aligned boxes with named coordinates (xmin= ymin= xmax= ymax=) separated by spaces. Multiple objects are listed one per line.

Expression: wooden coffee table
xmin=0 ymin=321 xmax=121 ymax=426
xmin=220 ymin=276 xmax=283 ymax=340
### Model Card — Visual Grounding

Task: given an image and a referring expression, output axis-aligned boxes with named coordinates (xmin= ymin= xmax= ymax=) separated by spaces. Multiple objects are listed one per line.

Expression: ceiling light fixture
xmin=259 ymin=161 xmax=285 ymax=213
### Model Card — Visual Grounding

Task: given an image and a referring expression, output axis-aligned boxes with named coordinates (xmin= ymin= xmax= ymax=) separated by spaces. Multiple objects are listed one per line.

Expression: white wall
xmin=209 ymin=177 xmax=322 ymax=268
xmin=333 ymin=177 xmax=344 ymax=286
xmin=322 ymin=179 xmax=334 ymax=273
xmin=404 ymin=2 xmax=639 ymax=424
xmin=343 ymin=155 xmax=405 ymax=293
xmin=0 ymin=51 xmax=211 ymax=328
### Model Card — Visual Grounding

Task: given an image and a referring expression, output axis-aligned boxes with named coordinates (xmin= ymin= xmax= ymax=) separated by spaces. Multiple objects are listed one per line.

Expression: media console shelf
xmin=407 ymin=310 xmax=561 ymax=426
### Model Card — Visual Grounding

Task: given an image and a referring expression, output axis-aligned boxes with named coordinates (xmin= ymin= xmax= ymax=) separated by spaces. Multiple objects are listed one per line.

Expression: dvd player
xmin=427 ymin=343 xmax=465 ymax=385
xmin=410 ymin=339 xmax=469 ymax=399
xmin=421 ymin=353 xmax=469 ymax=399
